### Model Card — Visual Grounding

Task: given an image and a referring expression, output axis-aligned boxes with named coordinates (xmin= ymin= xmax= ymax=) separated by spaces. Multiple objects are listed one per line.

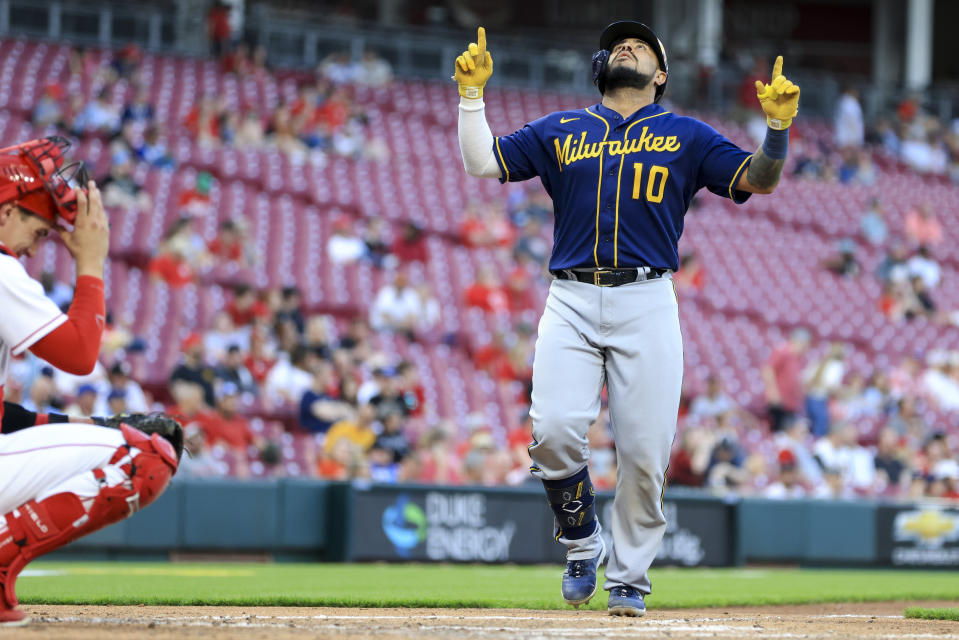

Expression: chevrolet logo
xmin=895 ymin=509 xmax=959 ymax=546
xmin=560 ymin=117 xmax=580 ymax=124
xmin=902 ymin=511 xmax=955 ymax=539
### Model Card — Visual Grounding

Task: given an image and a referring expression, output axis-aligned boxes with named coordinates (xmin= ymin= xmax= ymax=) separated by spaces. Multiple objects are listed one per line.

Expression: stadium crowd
xmin=5 ymin=39 xmax=959 ymax=502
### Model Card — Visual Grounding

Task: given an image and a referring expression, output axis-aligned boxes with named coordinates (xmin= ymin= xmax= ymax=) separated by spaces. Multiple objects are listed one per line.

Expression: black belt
xmin=550 ymin=267 xmax=669 ymax=287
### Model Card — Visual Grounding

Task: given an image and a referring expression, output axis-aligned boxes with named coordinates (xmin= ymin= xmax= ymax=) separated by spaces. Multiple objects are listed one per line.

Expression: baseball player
xmin=0 ymin=412 xmax=184 ymax=625
xmin=0 ymin=137 xmax=109 ymax=433
xmin=0 ymin=137 xmax=177 ymax=626
xmin=454 ymin=22 xmax=797 ymax=615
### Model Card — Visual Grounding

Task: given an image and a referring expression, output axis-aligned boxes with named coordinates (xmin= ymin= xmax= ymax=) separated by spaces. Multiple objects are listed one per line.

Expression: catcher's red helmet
xmin=0 ymin=136 xmax=88 ymax=225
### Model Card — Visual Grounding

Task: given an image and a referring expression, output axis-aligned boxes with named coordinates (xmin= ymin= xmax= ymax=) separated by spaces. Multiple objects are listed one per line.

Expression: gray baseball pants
xmin=528 ymin=275 xmax=683 ymax=595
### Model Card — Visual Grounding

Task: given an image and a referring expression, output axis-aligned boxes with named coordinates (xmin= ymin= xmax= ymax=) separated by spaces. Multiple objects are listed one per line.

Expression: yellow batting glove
xmin=754 ymin=55 xmax=800 ymax=130
xmin=453 ymin=27 xmax=493 ymax=99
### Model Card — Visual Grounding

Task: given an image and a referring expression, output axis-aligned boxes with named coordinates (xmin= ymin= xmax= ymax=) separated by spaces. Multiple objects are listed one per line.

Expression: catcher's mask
xmin=0 ymin=136 xmax=88 ymax=225
xmin=592 ymin=20 xmax=668 ymax=103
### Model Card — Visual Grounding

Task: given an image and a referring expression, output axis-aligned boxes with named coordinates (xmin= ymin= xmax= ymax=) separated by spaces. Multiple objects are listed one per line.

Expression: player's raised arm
xmin=737 ymin=55 xmax=800 ymax=194
xmin=454 ymin=27 xmax=502 ymax=179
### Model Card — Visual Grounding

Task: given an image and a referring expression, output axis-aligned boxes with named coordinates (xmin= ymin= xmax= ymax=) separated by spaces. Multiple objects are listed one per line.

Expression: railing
xmin=0 ymin=0 xmax=178 ymax=49
xmin=1 ymin=0 xmax=957 ymax=120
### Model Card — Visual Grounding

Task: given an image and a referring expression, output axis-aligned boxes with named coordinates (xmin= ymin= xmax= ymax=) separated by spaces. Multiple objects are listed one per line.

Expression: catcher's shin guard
xmin=0 ymin=424 xmax=177 ymax=616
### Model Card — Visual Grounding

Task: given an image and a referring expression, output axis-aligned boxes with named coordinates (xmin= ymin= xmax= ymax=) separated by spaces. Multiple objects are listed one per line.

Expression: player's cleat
xmin=0 ymin=569 xmax=27 ymax=627
xmin=0 ymin=605 xmax=28 ymax=626
xmin=561 ymin=539 xmax=606 ymax=607
xmin=607 ymin=585 xmax=646 ymax=617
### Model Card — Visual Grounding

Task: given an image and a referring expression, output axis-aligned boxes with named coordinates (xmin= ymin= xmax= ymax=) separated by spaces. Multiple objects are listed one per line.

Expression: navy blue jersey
xmin=493 ymin=102 xmax=752 ymax=271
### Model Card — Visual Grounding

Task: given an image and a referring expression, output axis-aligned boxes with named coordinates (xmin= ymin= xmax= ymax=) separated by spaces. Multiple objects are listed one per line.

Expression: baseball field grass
xmin=17 ymin=562 xmax=959 ymax=610
xmin=905 ymin=607 xmax=959 ymax=621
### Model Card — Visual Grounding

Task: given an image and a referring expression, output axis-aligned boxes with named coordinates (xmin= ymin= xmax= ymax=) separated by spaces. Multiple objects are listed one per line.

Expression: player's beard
xmin=604 ymin=63 xmax=655 ymax=93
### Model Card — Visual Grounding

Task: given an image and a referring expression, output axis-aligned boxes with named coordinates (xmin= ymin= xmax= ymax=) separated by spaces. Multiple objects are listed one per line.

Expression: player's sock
xmin=0 ymin=425 xmax=177 ymax=616
xmin=542 ymin=467 xmax=597 ymax=540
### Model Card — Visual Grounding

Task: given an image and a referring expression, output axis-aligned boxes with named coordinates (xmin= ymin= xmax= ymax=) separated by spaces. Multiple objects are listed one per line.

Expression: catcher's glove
xmin=94 ymin=412 xmax=185 ymax=462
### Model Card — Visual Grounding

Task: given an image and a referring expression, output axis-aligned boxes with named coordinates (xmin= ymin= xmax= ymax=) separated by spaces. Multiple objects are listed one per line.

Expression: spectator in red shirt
xmin=738 ymin=57 xmax=768 ymax=112
xmin=177 ymin=172 xmax=214 ymax=217
xmin=222 ymin=41 xmax=253 ymax=76
xmin=207 ymin=1 xmax=232 ymax=57
xmin=184 ymin=98 xmax=222 ymax=147
xmin=762 ymin=328 xmax=811 ymax=432
xmin=147 ymin=243 xmax=195 ymax=288
xmin=505 ymin=266 xmax=538 ymax=314
xmin=500 ymin=342 xmax=533 ymax=383
xmin=475 ymin=332 xmax=510 ymax=373
xmin=668 ymin=427 xmax=709 ymax=488
xmin=167 ymin=379 xmax=217 ymax=431
xmin=460 ymin=202 xmax=515 ymax=249
xmin=391 ymin=221 xmax=429 ymax=265
xmin=290 ymin=83 xmax=318 ymax=124
xmin=243 ymin=331 xmax=275 ymax=386
xmin=505 ymin=412 xmax=533 ymax=460
xmin=459 ymin=203 xmax=488 ymax=247
xmin=673 ymin=251 xmax=706 ymax=292
xmin=476 ymin=332 xmax=531 ymax=382
xmin=203 ymin=382 xmax=259 ymax=451
xmin=314 ymin=88 xmax=350 ymax=133
xmin=464 ymin=266 xmax=509 ymax=314
xmin=396 ymin=360 xmax=425 ymax=418
xmin=414 ymin=422 xmax=462 ymax=485
xmin=208 ymin=218 xmax=252 ymax=265
xmin=896 ymin=93 xmax=920 ymax=124
xmin=227 ymin=283 xmax=271 ymax=326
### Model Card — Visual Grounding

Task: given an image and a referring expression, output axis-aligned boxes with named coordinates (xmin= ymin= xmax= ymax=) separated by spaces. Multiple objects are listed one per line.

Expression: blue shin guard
xmin=542 ymin=466 xmax=597 ymax=540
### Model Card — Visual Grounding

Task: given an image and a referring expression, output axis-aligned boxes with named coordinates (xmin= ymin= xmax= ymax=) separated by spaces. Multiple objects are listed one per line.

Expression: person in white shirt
xmin=369 ymin=270 xmax=422 ymax=336
xmin=834 ymin=87 xmax=864 ymax=149
xmin=689 ymin=375 xmax=735 ymax=419
xmin=921 ymin=352 xmax=959 ymax=411
xmin=263 ymin=345 xmax=316 ymax=409
xmin=327 ymin=217 xmax=368 ymax=264
xmin=764 ymin=449 xmax=807 ymax=499
xmin=906 ymin=245 xmax=941 ymax=290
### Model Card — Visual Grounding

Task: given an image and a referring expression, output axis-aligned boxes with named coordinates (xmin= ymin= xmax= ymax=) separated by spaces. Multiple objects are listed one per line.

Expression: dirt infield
xmin=0 ymin=602 xmax=955 ymax=639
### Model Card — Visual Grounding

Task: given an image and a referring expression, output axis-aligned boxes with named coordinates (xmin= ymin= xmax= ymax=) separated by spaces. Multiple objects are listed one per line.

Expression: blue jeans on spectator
xmin=805 ymin=395 xmax=830 ymax=437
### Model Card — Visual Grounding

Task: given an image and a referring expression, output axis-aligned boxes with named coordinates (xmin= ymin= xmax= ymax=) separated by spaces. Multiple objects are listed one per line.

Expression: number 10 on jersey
xmin=632 ymin=163 xmax=668 ymax=204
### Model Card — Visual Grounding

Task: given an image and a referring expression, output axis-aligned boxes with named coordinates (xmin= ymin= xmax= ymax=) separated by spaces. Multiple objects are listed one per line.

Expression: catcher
xmin=0 ymin=136 xmax=185 ymax=625
xmin=0 ymin=412 xmax=184 ymax=625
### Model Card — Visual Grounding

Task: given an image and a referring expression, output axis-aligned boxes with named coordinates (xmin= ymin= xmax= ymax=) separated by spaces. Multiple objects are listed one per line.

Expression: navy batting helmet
xmin=592 ymin=21 xmax=668 ymax=102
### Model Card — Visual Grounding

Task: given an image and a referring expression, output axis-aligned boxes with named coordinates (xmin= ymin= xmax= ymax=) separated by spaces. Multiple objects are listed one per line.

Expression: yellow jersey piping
xmin=584 ymin=108 xmax=610 ymax=267
xmin=613 ymin=110 xmax=670 ymax=266
xmin=729 ymin=154 xmax=753 ymax=200
xmin=494 ymin=137 xmax=510 ymax=182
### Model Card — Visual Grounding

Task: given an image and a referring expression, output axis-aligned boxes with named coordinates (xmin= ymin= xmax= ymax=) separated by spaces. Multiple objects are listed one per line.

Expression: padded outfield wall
xmin=58 ymin=479 xmax=959 ymax=569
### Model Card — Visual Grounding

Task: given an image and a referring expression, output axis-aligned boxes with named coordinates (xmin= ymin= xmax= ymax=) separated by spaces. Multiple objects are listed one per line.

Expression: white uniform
xmin=0 ymin=425 xmax=128 ymax=514
xmin=0 ymin=247 xmax=68 ymax=406
xmin=0 ymin=248 xmax=133 ymax=511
